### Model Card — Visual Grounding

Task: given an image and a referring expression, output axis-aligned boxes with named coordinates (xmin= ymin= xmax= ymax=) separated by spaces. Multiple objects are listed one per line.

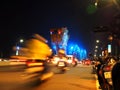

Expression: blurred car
xmin=67 ymin=55 xmax=78 ymax=67
xmin=83 ymin=59 xmax=91 ymax=65
xmin=67 ymin=55 xmax=73 ymax=64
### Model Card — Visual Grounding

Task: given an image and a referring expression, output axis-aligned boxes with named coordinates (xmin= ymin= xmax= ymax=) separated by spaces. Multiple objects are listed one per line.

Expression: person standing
xmin=96 ymin=57 xmax=105 ymax=89
xmin=112 ymin=61 xmax=120 ymax=90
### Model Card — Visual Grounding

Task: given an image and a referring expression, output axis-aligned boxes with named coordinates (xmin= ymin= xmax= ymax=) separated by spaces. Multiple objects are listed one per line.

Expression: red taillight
xmin=104 ymin=66 xmax=111 ymax=71
xmin=106 ymin=66 xmax=111 ymax=71
xmin=26 ymin=62 xmax=43 ymax=67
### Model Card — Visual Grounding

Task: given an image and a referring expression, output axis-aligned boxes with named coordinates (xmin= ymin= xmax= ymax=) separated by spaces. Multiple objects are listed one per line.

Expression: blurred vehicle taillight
xmin=27 ymin=62 xmax=43 ymax=67
xmin=103 ymin=65 xmax=111 ymax=72
xmin=84 ymin=60 xmax=91 ymax=65
xmin=26 ymin=59 xmax=44 ymax=67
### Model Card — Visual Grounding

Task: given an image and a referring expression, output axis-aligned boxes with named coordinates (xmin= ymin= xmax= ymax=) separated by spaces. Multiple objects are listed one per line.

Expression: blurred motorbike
xmin=12 ymin=34 xmax=54 ymax=83
xmin=72 ymin=58 xmax=78 ymax=67
xmin=56 ymin=58 xmax=68 ymax=73
xmin=25 ymin=59 xmax=53 ymax=82
xmin=98 ymin=57 xmax=116 ymax=90
xmin=100 ymin=64 xmax=113 ymax=90
xmin=92 ymin=60 xmax=100 ymax=74
xmin=56 ymin=49 xmax=69 ymax=73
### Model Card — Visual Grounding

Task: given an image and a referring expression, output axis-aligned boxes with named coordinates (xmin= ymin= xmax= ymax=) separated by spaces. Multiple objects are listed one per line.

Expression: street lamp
xmin=94 ymin=40 xmax=100 ymax=57
xmin=95 ymin=0 xmax=98 ymax=7
xmin=96 ymin=40 xmax=100 ymax=43
xmin=20 ymin=39 xmax=24 ymax=43
xmin=95 ymin=45 xmax=98 ymax=48
xmin=15 ymin=39 xmax=24 ymax=55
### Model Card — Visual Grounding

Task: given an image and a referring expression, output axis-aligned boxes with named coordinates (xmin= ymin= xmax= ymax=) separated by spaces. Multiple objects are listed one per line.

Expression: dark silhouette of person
xmin=96 ymin=57 xmax=104 ymax=89
xmin=112 ymin=61 xmax=120 ymax=90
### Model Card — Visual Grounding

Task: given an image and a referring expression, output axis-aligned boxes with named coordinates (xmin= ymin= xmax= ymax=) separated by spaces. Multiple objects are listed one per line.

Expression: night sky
xmin=0 ymin=0 xmax=119 ymax=57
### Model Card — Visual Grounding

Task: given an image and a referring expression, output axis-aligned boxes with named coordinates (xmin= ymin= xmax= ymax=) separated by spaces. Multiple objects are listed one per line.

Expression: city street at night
xmin=0 ymin=64 xmax=99 ymax=90
xmin=0 ymin=0 xmax=120 ymax=90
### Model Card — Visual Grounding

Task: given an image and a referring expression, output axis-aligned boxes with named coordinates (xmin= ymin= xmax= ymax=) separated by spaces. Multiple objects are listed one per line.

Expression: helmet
xmin=58 ymin=49 xmax=65 ymax=54
xmin=18 ymin=34 xmax=52 ymax=60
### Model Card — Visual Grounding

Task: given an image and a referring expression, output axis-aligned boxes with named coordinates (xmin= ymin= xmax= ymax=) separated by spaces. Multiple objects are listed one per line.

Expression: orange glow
xmin=18 ymin=34 xmax=52 ymax=60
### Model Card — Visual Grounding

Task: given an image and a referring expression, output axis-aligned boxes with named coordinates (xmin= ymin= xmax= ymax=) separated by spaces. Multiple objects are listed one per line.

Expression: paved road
xmin=0 ymin=64 xmax=99 ymax=90
xmin=34 ymin=64 xmax=98 ymax=90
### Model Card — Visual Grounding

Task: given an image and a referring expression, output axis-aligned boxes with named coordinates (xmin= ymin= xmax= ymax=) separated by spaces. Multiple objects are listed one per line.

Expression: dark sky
xmin=0 ymin=0 xmax=119 ymax=57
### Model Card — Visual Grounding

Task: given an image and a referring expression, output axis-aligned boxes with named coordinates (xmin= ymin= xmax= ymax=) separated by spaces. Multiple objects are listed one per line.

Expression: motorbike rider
xmin=22 ymin=33 xmax=52 ymax=59
xmin=96 ymin=56 xmax=105 ymax=89
xmin=112 ymin=60 xmax=120 ymax=90
xmin=57 ymin=49 xmax=68 ymax=67
xmin=16 ymin=34 xmax=53 ymax=72
xmin=97 ymin=54 xmax=116 ymax=89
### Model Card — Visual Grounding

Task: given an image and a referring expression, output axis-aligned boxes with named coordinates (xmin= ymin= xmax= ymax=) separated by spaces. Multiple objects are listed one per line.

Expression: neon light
xmin=108 ymin=44 xmax=111 ymax=53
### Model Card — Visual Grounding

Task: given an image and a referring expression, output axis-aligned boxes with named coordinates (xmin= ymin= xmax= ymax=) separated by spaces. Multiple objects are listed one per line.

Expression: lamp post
xmin=20 ymin=39 xmax=24 ymax=43
xmin=95 ymin=40 xmax=99 ymax=57
xmin=15 ymin=39 xmax=24 ymax=56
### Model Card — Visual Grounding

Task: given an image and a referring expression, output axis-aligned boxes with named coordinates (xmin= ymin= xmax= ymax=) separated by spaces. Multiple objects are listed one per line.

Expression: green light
xmin=86 ymin=4 xmax=97 ymax=14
